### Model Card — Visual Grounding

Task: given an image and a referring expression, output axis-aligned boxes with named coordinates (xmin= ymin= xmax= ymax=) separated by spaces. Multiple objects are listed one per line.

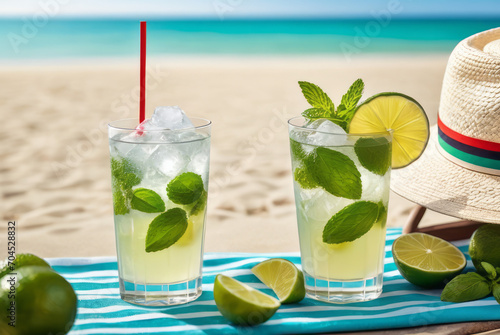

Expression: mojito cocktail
xmin=289 ymin=117 xmax=391 ymax=303
xmin=108 ymin=106 xmax=211 ymax=306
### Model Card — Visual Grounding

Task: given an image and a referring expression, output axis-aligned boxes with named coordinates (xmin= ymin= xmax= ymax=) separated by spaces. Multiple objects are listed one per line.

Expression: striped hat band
xmin=437 ymin=115 xmax=500 ymax=176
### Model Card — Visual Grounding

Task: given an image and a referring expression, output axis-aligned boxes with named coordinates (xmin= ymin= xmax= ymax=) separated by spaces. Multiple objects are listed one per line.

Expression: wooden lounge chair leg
xmin=402 ymin=205 xmax=485 ymax=241
xmin=403 ymin=205 xmax=427 ymax=234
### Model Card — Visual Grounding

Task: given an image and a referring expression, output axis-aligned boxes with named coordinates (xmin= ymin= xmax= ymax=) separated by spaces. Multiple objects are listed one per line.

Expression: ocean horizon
xmin=1 ymin=18 xmax=500 ymax=60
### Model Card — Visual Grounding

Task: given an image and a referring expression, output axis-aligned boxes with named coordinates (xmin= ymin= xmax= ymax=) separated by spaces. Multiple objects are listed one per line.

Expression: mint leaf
xmin=190 ymin=189 xmax=207 ymax=216
xmin=441 ymin=272 xmax=491 ymax=302
xmin=323 ymin=201 xmax=379 ymax=244
xmin=306 ymin=147 xmax=362 ymax=199
xmin=110 ymin=157 xmax=142 ymax=215
xmin=131 ymin=188 xmax=165 ymax=213
xmin=354 ymin=137 xmax=391 ymax=176
xmin=167 ymin=172 xmax=204 ymax=205
xmin=493 ymin=284 xmax=500 ymax=304
xmin=294 ymin=166 xmax=318 ymax=189
xmin=290 ymin=139 xmax=307 ymax=162
xmin=482 ymin=262 xmax=497 ymax=280
xmin=145 ymin=208 xmax=188 ymax=253
xmin=299 ymin=81 xmax=335 ymax=113
xmin=303 ymin=110 xmax=348 ymax=130
xmin=302 ymin=107 xmax=332 ymax=120
xmin=337 ymin=79 xmax=364 ymax=120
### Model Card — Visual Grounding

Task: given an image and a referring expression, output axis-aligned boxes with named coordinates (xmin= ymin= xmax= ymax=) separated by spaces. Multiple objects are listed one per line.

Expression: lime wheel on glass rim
xmin=349 ymin=92 xmax=430 ymax=168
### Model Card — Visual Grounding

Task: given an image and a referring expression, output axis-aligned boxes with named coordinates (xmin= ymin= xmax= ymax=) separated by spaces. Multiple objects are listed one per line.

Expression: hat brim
xmin=391 ymin=125 xmax=500 ymax=224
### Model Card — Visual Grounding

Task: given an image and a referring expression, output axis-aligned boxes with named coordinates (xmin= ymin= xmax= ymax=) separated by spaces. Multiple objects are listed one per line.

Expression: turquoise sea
xmin=1 ymin=18 xmax=500 ymax=59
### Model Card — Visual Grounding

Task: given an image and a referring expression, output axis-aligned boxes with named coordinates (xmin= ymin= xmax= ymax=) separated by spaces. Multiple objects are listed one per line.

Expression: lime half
xmin=252 ymin=258 xmax=305 ymax=304
xmin=214 ymin=274 xmax=280 ymax=326
xmin=392 ymin=233 xmax=466 ymax=288
xmin=349 ymin=93 xmax=430 ymax=168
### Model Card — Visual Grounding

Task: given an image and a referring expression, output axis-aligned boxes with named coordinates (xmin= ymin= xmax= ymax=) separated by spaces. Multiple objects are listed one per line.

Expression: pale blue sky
xmin=1 ymin=0 xmax=499 ymax=18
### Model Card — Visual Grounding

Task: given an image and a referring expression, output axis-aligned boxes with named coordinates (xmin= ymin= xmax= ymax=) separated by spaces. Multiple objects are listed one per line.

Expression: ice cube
xmin=150 ymin=106 xmax=194 ymax=130
xmin=124 ymin=143 xmax=159 ymax=166
xmin=306 ymin=119 xmax=347 ymax=147
xmin=360 ymin=169 xmax=386 ymax=202
xmin=137 ymin=119 xmax=163 ymax=131
xmin=299 ymin=187 xmax=353 ymax=223
xmin=186 ymin=141 xmax=210 ymax=177
xmin=146 ymin=145 xmax=190 ymax=179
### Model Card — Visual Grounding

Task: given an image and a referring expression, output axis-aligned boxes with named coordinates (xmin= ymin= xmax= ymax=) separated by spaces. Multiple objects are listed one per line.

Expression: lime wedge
xmin=252 ymin=258 xmax=305 ymax=304
xmin=214 ymin=274 xmax=280 ymax=325
xmin=392 ymin=233 xmax=466 ymax=288
xmin=349 ymin=93 xmax=429 ymax=168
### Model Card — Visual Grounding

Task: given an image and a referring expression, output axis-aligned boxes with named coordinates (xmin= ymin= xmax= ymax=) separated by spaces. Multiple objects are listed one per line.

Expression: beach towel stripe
xmin=46 ymin=229 xmax=499 ymax=335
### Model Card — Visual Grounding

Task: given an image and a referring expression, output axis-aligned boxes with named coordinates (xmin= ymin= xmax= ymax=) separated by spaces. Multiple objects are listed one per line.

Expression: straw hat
xmin=391 ymin=27 xmax=500 ymax=224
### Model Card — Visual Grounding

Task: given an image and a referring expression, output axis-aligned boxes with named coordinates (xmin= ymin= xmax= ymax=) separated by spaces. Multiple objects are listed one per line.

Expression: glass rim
xmin=108 ymin=117 xmax=212 ymax=132
xmin=287 ymin=116 xmax=392 ymax=137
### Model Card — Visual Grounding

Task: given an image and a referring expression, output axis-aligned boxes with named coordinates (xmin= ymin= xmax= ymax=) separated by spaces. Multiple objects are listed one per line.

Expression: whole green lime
xmin=469 ymin=224 xmax=500 ymax=274
xmin=0 ymin=253 xmax=50 ymax=279
xmin=0 ymin=266 xmax=77 ymax=335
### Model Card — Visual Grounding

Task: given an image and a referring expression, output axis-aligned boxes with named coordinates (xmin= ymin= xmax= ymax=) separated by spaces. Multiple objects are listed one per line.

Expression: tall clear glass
xmin=108 ymin=118 xmax=211 ymax=306
xmin=288 ymin=117 xmax=391 ymax=303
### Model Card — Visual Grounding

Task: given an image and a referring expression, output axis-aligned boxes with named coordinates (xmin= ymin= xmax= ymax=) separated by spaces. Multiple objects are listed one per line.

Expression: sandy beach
xmin=1 ymin=55 xmax=459 ymax=257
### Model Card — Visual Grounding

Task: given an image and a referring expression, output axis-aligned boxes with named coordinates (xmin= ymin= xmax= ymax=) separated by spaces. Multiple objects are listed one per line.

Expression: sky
xmin=1 ymin=0 xmax=500 ymax=19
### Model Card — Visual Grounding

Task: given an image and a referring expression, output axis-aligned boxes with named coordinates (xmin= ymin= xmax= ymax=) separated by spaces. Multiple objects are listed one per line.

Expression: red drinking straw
xmin=139 ymin=21 xmax=147 ymax=123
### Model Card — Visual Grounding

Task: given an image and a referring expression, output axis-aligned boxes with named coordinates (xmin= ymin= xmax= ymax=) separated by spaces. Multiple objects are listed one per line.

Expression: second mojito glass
xmin=108 ymin=117 xmax=211 ymax=306
xmin=289 ymin=117 xmax=392 ymax=303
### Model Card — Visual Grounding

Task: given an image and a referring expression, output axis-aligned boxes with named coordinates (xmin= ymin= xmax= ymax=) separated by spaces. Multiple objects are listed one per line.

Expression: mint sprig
xmin=110 ymin=157 xmax=142 ymax=215
xmin=441 ymin=272 xmax=491 ymax=303
xmin=299 ymin=79 xmax=365 ymax=131
xmin=441 ymin=261 xmax=500 ymax=304
xmin=112 ymin=190 xmax=129 ymax=215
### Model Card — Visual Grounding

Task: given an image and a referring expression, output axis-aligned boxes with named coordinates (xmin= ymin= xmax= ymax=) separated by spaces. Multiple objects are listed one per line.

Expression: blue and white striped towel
xmin=48 ymin=228 xmax=500 ymax=334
